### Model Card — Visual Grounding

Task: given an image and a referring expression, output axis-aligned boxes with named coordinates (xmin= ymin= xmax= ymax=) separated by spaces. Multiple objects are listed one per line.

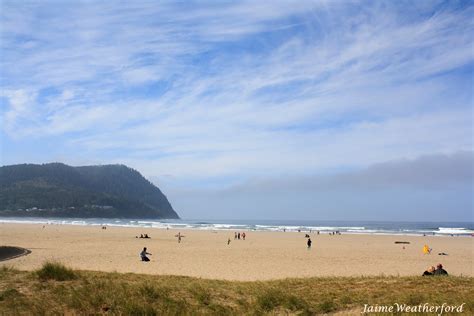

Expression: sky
xmin=0 ymin=0 xmax=472 ymax=221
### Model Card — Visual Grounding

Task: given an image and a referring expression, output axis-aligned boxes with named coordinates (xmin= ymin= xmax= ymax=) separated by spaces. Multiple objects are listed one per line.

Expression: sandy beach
xmin=0 ymin=223 xmax=472 ymax=281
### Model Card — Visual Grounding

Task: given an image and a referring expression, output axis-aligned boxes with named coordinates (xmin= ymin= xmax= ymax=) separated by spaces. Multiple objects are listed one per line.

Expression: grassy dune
xmin=0 ymin=263 xmax=473 ymax=315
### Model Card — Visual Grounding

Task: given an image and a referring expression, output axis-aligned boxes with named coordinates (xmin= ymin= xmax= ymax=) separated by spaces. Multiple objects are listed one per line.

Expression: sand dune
xmin=0 ymin=223 xmax=472 ymax=280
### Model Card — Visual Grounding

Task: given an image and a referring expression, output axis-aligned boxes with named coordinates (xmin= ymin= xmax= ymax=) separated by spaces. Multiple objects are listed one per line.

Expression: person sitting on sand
xmin=422 ymin=266 xmax=435 ymax=276
xmin=307 ymin=238 xmax=312 ymax=249
xmin=144 ymin=234 xmax=150 ymax=238
xmin=433 ymin=263 xmax=448 ymax=276
xmin=140 ymin=234 xmax=144 ymax=238
xmin=140 ymin=247 xmax=152 ymax=262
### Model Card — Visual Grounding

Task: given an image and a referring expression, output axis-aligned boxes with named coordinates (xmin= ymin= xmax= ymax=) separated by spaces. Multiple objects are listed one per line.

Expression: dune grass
xmin=0 ymin=263 xmax=472 ymax=315
xmin=35 ymin=261 xmax=77 ymax=281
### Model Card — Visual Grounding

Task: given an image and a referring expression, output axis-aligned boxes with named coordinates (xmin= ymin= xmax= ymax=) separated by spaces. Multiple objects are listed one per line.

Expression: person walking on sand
xmin=140 ymin=247 xmax=152 ymax=262
xmin=234 ymin=232 xmax=237 ymax=239
xmin=227 ymin=238 xmax=231 ymax=245
xmin=242 ymin=232 xmax=246 ymax=240
xmin=307 ymin=238 xmax=312 ymax=249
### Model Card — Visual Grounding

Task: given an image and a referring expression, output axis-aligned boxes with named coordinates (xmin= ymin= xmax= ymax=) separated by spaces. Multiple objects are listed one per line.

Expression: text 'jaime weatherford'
xmin=362 ymin=303 xmax=465 ymax=315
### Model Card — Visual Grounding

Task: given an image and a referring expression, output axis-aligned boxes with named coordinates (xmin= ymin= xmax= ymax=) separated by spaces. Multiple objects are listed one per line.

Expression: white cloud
xmin=122 ymin=68 xmax=160 ymax=85
xmin=1 ymin=1 xmax=472 ymax=190
xmin=1 ymin=89 xmax=37 ymax=134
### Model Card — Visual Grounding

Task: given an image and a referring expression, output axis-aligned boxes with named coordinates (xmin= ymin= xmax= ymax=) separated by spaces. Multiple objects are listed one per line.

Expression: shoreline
xmin=0 ymin=218 xmax=472 ymax=237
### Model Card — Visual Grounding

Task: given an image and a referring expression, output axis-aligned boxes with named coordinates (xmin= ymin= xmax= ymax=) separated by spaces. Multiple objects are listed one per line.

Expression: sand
xmin=0 ymin=223 xmax=472 ymax=281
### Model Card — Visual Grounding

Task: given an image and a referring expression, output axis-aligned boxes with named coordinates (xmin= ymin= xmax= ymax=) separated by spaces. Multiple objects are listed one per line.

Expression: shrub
xmin=36 ymin=261 xmax=77 ymax=281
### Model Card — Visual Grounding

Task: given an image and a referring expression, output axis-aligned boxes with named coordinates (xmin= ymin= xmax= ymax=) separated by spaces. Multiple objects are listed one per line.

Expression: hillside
xmin=0 ymin=163 xmax=179 ymax=219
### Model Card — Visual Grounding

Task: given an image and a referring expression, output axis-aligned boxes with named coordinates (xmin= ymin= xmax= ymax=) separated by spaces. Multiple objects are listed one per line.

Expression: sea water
xmin=0 ymin=217 xmax=473 ymax=236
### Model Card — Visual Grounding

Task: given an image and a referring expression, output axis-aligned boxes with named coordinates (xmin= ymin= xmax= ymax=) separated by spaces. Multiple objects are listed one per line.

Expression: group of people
xmin=423 ymin=264 xmax=448 ymax=276
xmin=226 ymin=232 xmax=247 ymax=245
xmin=234 ymin=232 xmax=246 ymax=240
xmin=136 ymin=234 xmax=150 ymax=239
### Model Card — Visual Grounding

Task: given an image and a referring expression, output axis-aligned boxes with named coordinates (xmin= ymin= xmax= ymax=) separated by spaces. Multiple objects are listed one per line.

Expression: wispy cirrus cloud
xmin=0 ymin=1 xmax=472 ymax=219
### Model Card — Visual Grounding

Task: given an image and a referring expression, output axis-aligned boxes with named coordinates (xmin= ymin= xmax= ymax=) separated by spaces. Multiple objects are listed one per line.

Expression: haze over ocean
xmin=1 ymin=1 xmax=472 ymax=221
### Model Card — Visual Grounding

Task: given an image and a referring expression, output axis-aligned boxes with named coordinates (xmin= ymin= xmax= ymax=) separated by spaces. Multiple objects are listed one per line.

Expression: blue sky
xmin=0 ymin=1 xmax=472 ymax=221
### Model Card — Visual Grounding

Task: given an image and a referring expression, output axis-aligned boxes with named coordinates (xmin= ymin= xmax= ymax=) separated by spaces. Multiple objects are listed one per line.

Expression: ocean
xmin=1 ymin=217 xmax=473 ymax=236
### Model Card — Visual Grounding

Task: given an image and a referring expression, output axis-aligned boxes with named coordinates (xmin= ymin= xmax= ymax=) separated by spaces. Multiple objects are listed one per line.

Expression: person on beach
xmin=433 ymin=264 xmax=448 ymax=276
xmin=140 ymin=247 xmax=152 ymax=262
xmin=242 ymin=232 xmax=246 ymax=240
xmin=307 ymin=238 xmax=312 ymax=249
xmin=234 ymin=232 xmax=237 ymax=239
xmin=238 ymin=232 xmax=241 ymax=240
xmin=422 ymin=266 xmax=435 ymax=276
xmin=175 ymin=232 xmax=183 ymax=243
xmin=227 ymin=238 xmax=231 ymax=245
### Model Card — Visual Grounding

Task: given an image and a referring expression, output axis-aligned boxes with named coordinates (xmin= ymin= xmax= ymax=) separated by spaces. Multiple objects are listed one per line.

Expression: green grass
xmin=35 ymin=261 xmax=77 ymax=281
xmin=0 ymin=263 xmax=472 ymax=315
